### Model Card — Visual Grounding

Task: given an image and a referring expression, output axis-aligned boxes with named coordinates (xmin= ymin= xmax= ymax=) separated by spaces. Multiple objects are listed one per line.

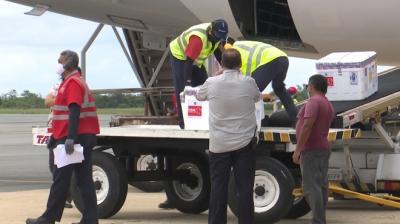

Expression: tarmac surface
xmin=1 ymin=114 xmax=400 ymax=223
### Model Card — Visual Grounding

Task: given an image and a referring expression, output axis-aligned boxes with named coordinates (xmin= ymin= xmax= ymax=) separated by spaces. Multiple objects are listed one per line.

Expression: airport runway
xmin=1 ymin=114 xmax=400 ymax=223
xmin=0 ymin=114 xmax=111 ymax=192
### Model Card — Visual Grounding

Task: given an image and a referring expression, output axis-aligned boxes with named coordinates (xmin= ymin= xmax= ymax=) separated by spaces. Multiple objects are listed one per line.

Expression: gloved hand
xmin=65 ymin=139 xmax=74 ymax=155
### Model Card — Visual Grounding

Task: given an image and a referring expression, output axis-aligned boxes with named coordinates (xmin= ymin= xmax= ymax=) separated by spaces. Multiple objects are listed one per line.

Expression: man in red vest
xmin=27 ymin=50 xmax=99 ymax=224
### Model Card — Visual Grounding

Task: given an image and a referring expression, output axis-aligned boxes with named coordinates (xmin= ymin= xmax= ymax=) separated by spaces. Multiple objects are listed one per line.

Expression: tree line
xmin=0 ymin=90 xmax=145 ymax=109
xmin=0 ymin=85 xmax=309 ymax=109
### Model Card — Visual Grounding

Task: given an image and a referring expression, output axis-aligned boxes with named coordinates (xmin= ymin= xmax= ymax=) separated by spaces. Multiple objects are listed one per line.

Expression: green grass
xmin=0 ymin=107 xmax=144 ymax=115
xmin=97 ymin=107 xmax=144 ymax=115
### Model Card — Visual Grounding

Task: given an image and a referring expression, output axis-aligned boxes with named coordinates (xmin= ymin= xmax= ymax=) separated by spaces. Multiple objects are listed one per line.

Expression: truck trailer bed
xmin=33 ymin=125 xmax=360 ymax=145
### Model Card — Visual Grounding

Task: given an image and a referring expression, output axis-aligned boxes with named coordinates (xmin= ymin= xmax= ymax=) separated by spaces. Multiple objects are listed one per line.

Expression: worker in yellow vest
xmin=169 ymin=19 xmax=228 ymax=129
xmin=225 ymin=39 xmax=298 ymax=123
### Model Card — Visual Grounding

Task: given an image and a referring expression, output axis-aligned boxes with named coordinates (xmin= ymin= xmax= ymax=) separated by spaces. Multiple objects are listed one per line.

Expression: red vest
xmin=52 ymin=72 xmax=99 ymax=139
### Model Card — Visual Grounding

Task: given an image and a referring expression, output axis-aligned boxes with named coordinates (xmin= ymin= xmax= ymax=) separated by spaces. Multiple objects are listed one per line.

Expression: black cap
xmin=211 ymin=19 xmax=228 ymax=42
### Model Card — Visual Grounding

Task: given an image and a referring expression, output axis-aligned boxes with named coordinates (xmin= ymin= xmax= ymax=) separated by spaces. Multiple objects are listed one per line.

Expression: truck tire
xmin=285 ymin=174 xmax=310 ymax=219
xmin=228 ymin=157 xmax=294 ymax=223
xmin=165 ymin=156 xmax=210 ymax=214
xmin=285 ymin=197 xmax=310 ymax=219
xmin=130 ymin=155 xmax=164 ymax=192
xmin=71 ymin=151 xmax=128 ymax=218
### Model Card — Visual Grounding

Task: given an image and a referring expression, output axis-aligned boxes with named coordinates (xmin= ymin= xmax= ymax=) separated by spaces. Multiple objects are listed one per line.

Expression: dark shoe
xmin=65 ymin=201 xmax=73 ymax=208
xmin=158 ymin=200 xmax=174 ymax=209
xmin=26 ymin=217 xmax=55 ymax=224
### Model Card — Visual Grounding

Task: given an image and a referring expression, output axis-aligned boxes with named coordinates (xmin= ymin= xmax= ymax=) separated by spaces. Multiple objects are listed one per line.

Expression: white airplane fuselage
xmin=5 ymin=0 xmax=400 ymax=65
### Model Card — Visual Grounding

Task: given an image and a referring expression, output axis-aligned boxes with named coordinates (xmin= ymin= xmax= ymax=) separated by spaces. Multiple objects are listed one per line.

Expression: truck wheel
xmin=228 ymin=157 xmax=294 ymax=223
xmin=285 ymin=197 xmax=310 ymax=219
xmin=165 ymin=156 xmax=210 ymax=214
xmin=130 ymin=155 xmax=164 ymax=192
xmin=71 ymin=151 xmax=128 ymax=218
xmin=285 ymin=174 xmax=310 ymax=219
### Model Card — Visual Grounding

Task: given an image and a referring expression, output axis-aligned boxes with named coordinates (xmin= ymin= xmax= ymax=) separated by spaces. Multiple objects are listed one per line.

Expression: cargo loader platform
xmin=268 ymin=67 xmax=400 ymax=129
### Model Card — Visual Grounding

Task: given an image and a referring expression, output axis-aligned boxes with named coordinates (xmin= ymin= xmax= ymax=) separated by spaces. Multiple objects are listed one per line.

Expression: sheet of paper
xmin=53 ymin=144 xmax=84 ymax=168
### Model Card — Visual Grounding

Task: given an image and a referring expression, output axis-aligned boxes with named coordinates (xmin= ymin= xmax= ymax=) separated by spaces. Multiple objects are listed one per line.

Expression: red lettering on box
xmin=327 ymin=76 xmax=334 ymax=86
xmin=188 ymin=105 xmax=202 ymax=116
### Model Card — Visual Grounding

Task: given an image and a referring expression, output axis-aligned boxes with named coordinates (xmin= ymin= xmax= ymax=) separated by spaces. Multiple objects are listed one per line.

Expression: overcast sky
xmin=0 ymin=1 xmax=391 ymax=96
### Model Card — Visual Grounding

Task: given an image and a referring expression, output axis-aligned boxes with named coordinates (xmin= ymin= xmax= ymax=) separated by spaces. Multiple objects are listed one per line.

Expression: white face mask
xmin=56 ymin=63 xmax=65 ymax=75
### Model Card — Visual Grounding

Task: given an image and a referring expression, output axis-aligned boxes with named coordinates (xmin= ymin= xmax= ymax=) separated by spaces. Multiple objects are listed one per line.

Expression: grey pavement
xmin=0 ymin=114 xmax=111 ymax=192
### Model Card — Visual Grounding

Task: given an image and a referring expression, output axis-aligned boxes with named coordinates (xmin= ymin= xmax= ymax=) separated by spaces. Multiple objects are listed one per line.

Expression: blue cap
xmin=211 ymin=19 xmax=229 ymax=42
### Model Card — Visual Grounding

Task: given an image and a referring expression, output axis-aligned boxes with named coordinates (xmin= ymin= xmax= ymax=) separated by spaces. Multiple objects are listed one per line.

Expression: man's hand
xmin=65 ymin=139 xmax=74 ymax=155
xmin=292 ymin=150 xmax=301 ymax=165
xmin=262 ymin=92 xmax=277 ymax=102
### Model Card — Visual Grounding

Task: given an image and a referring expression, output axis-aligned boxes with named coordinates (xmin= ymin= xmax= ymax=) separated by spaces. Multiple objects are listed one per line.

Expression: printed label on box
xmin=188 ymin=105 xmax=202 ymax=117
xmin=350 ymin=72 xmax=358 ymax=85
xmin=326 ymin=76 xmax=334 ymax=86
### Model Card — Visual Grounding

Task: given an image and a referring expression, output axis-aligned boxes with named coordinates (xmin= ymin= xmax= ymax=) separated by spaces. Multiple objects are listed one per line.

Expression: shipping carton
xmin=316 ymin=51 xmax=378 ymax=101
xmin=181 ymin=87 xmax=264 ymax=130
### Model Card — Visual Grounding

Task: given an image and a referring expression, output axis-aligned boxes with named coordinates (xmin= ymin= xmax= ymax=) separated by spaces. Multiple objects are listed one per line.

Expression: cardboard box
xmin=316 ymin=51 xmax=378 ymax=101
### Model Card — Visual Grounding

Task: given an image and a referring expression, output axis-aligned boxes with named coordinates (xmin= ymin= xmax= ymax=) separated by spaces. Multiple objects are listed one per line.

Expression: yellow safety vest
xmin=233 ymin=41 xmax=287 ymax=76
xmin=170 ymin=23 xmax=220 ymax=67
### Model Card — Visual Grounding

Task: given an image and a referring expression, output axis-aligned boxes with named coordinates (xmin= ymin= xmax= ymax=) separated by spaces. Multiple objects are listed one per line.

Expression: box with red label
xmin=316 ymin=51 xmax=378 ymax=101
xmin=181 ymin=87 xmax=210 ymax=130
xmin=181 ymin=87 xmax=265 ymax=131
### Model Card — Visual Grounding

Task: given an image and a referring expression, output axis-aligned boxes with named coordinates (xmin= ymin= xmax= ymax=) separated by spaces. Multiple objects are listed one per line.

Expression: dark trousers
xmin=42 ymin=134 xmax=98 ymax=224
xmin=48 ymin=148 xmax=72 ymax=204
xmin=252 ymin=56 xmax=298 ymax=122
xmin=170 ymin=53 xmax=208 ymax=129
xmin=208 ymin=143 xmax=256 ymax=224
xmin=300 ymin=150 xmax=331 ymax=224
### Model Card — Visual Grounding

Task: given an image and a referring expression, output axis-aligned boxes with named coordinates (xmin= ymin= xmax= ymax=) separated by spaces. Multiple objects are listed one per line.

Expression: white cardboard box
xmin=181 ymin=87 xmax=210 ymax=130
xmin=316 ymin=51 xmax=378 ymax=101
xmin=181 ymin=87 xmax=264 ymax=131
